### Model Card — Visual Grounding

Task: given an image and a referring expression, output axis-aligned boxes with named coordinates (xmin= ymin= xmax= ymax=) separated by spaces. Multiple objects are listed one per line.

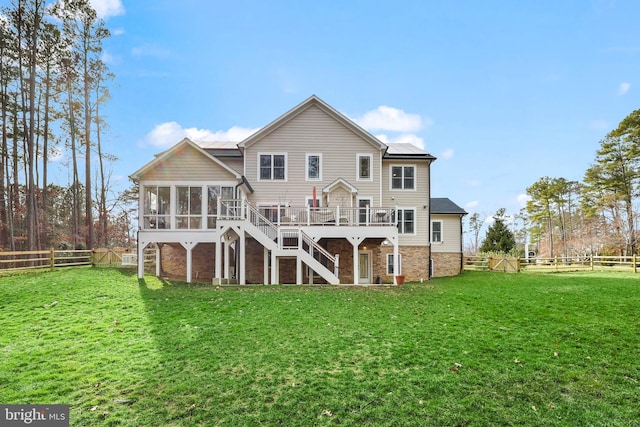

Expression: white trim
xmin=305 ymin=196 xmax=322 ymax=208
xmin=358 ymin=250 xmax=372 ymax=284
xmin=386 ymin=252 xmax=402 ymax=275
xmin=140 ymin=182 xmax=237 ymax=231
xmin=257 ymin=152 xmax=288 ymax=182
xmin=305 ymin=153 xmax=322 ymax=181
xmin=431 ymin=220 xmax=443 ymax=243
xmin=357 ymin=197 xmax=373 ymax=225
xmin=389 ymin=164 xmax=417 ymax=191
xmin=175 ymin=185 xmax=204 ymax=230
xmin=356 ymin=153 xmax=373 ymax=181
xmin=396 ymin=207 xmax=417 ymax=235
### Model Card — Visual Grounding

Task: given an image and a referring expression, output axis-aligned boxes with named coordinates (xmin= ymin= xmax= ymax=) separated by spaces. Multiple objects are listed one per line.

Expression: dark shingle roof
xmin=431 ymin=198 xmax=467 ymax=215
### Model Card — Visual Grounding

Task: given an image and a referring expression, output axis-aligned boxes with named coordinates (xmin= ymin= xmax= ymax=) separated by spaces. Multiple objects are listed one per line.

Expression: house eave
xmin=130 ymin=137 xmax=243 ymax=182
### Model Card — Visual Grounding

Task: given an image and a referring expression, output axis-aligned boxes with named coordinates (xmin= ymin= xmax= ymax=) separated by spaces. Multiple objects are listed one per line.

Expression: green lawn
xmin=0 ymin=269 xmax=638 ymax=426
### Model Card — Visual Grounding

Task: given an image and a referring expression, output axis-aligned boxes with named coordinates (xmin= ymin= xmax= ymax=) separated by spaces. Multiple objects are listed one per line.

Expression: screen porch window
xmin=259 ymin=153 xmax=286 ymax=180
xmin=391 ymin=166 xmax=415 ymax=190
xmin=143 ymin=186 xmax=171 ymax=229
xmin=176 ymin=186 xmax=203 ymax=229
xmin=396 ymin=208 xmax=415 ymax=234
xmin=207 ymin=186 xmax=234 ymax=228
xmin=432 ymin=220 xmax=443 ymax=243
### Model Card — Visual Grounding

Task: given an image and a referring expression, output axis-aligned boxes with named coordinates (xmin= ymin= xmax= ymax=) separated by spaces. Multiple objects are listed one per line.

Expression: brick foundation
xmin=376 ymin=245 xmax=431 ymax=283
xmin=157 ymin=239 xmax=461 ymax=284
xmin=431 ymin=252 xmax=463 ymax=277
xmin=160 ymin=243 xmax=218 ymax=282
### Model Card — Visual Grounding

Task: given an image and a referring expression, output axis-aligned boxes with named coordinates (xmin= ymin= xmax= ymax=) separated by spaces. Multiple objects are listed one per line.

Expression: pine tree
xmin=479 ymin=208 xmax=515 ymax=254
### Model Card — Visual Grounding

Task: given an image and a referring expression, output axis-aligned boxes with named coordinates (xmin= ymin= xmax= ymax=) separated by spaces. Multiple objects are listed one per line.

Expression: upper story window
xmin=176 ymin=186 xmax=203 ymax=229
xmin=357 ymin=154 xmax=373 ymax=181
xmin=391 ymin=165 xmax=415 ymax=190
xmin=396 ymin=208 xmax=416 ymax=234
xmin=432 ymin=220 xmax=443 ymax=243
xmin=259 ymin=153 xmax=287 ymax=181
xmin=143 ymin=185 xmax=171 ymax=229
xmin=306 ymin=153 xmax=322 ymax=180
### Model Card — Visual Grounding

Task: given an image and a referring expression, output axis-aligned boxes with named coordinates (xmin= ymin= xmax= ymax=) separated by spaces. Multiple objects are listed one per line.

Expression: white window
xmin=259 ymin=153 xmax=287 ymax=181
xmin=206 ymin=186 xmax=234 ymax=228
xmin=357 ymin=154 xmax=373 ymax=181
xmin=396 ymin=208 xmax=416 ymax=234
xmin=306 ymin=197 xmax=321 ymax=208
xmin=387 ymin=253 xmax=402 ymax=275
xmin=391 ymin=165 xmax=415 ymax=190
xmin=432 ymin=220 xmax=443 ymax=243
xmin=143 ymin=185 xmax=171 ymax=229
xmin=176 ymin=186 xmax=203 ymax=229
xmin=306 ymin=153 xmax=322 ymax=180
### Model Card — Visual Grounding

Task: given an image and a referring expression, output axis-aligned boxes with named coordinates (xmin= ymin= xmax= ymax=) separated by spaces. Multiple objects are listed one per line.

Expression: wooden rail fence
xmin=0 ymin=248 xmax=138 ymax=274
xmin=464 ymin=255 xmax=640 ymax=273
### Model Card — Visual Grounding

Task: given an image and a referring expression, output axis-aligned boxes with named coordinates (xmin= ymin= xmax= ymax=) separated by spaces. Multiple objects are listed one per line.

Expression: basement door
xmin=358 ymin=251 xmax=372 ymax=284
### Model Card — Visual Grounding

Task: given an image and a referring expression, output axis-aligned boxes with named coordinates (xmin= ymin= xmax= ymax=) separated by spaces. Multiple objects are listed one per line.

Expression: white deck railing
xmin=141 ymin=199 xmax=396 ymax=230
xmin=250 ymin=204 xmax=395 ymax=227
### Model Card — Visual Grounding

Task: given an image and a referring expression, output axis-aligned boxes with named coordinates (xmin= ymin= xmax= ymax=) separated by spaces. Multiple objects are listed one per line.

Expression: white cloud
xmin=111 ymin=28 xmax=125 ymax=36
xmin=375 ymin=133 xmax=425 ymax=150
xmin=50 ymin=146 xmax=65 ymax=162
xmin=517 ymin=193 xmax=531 ymax=207
xmin=89 ymin=0 xmax=125 ymax=19
xmin=465 ymin=200 xmax=479 ymax=209
xmin=132 ymin=44 xmax=172 ymax=59
xmin=142 ymin=121 xmax=259 ymax=148
xmin=440 ymin=148 xmax=454 ymax=160
xmin=618 ymin=82 xmax=631 ymax=96
xmin=101 ymin=51 xmax=115 ymax=64
xmin=355 ymin=106 xmax=430 ymax=132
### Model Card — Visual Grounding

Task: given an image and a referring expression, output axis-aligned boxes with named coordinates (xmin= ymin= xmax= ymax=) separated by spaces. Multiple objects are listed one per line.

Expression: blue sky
xmin=52 ymin=1 xmax=640 ymax=231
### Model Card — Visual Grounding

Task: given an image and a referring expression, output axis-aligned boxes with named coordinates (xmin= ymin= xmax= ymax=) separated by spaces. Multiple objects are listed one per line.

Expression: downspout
xmin=460 ymin=214 xmax=465 ymax=274
xmin=427 ymin=160 xmax=432 ymax=279
xmin=379 ymin=148 xmax=384 ymax=206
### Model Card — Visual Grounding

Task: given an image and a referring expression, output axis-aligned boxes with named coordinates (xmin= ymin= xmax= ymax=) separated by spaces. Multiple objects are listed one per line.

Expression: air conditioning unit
xmin=121 ymin=254 xmax=137 ymax=266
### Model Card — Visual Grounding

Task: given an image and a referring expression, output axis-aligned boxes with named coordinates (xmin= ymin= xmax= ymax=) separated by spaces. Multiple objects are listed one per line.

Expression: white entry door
xmin=358 ymin=251 xmax=371 ymax=284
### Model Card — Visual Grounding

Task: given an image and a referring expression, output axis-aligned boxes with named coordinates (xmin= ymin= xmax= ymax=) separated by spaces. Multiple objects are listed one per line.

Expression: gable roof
xmin=430 ymin=198 xmax=467 ymax=215
xmin=237 ymin=95 xmax=388 ymax=151
xmin=323 ymin=178 xmax=359 ymax=194
xmin=129 ymin=137 xmax=243 ymax=182
xmin=384 ymin=143 xmax=436 ymax=161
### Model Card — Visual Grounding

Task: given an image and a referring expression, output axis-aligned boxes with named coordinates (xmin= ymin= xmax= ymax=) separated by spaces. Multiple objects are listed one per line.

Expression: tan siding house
xmin=130 ymin=96 xmax=465 ymax=285
xmin=430 ymin=198 xmax=467 ymax=277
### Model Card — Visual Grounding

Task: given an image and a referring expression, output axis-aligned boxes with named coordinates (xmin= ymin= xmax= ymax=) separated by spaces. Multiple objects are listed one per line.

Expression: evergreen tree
xmin=479 ymin=208 xmax=515 ymax=253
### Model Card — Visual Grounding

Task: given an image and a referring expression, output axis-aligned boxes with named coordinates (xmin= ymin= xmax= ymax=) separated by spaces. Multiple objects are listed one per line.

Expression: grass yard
xmin=0 ymin=269 xmax=639 ymax=426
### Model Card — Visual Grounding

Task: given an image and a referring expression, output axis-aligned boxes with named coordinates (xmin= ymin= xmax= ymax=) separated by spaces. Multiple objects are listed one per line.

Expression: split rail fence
xmin=464 ymin=255 xmax=640 ymax=273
